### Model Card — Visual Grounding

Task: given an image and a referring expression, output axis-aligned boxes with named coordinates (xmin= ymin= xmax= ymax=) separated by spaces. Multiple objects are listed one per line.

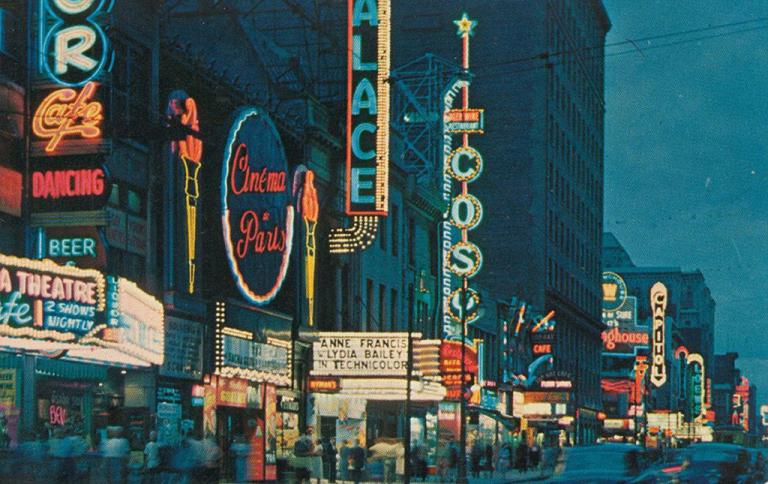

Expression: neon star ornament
xmin=454 ymin=13 xmax=477 ymax=37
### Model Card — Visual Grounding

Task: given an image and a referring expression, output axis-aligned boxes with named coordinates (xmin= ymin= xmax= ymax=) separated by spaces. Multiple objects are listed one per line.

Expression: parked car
xmin=631 ymin=443 xmax=752 ymax=484
xmin=547 ymin=443 xmax=647 ymax=483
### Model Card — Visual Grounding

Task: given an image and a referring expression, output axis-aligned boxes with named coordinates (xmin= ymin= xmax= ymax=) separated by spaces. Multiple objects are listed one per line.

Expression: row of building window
xmin=547 ymin=256 xmax=600 ymax=318
xmin=378 ymin=205 xmax=438 ymax=276
xmin=547 ymin=208 xmax=599 ymax=281
xmin=361 ymin=279 xmax=432 ymax=337
xmin=547 ymin=0 xmax=605 ymax=128
xmin=550 ymin=71 xmax=602 ymax=174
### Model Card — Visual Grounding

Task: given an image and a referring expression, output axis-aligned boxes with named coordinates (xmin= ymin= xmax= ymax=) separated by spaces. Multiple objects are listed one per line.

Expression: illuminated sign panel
xmin=686 ymin=353 xmax=705 ymax=420
xmin=440 ymin=340 xmax=478 ymax=401
xmin=32 ymin=82 xmax=104 ymax=154
xmin=444 ymin=108 xmax=484 ymax=134
xmin=39 ymin=0 xmax=110 ymax=87
xmin=649 ymin=282 xmax=668 ymax=388
xmin=345 ymin=0 xmax=390 ymax=216
xmin=37 ymin=226 xmax=107 ymax=270
xmin=31 ymin=163 xmax=108 ymax=213
xmin=602 ymin=272 xmax=627 ymax=311
xmin=441 ymin=14 xmax=485 ymax=339
xmin=311 ymin=333 xmax=409 ymax=377
xmin=0 ymin=166 xmax=22 ymax=217
xmin=213 ymin=315 xmax=290 ymax=385
xmin=308 ymin=377 xmax=340 ymax=393
xmin=167 ymin=90 xmax=203 ymax=294
xmin=221 ymin=108 xmax=294 ymax=306
xmin=0 ymin=253 xmax=105 ymax=340
xmin=104 ymin=276 xmax=164 ymax=365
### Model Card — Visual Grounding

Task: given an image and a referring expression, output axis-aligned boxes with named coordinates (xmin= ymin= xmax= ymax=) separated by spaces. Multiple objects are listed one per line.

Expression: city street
xmin=0 ymin=0 xmax=765 ymax=482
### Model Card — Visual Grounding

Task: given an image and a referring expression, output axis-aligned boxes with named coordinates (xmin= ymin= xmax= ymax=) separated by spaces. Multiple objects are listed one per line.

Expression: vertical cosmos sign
xmin=442 ymin=13 xmax=484 ymax=339
xmin=650 ymin=282 xmax=668 ymax=388
xmin=329 ymin=0 xmax=390 ymax=253
xmin=221 ymin=108 xmax=294 ymax=306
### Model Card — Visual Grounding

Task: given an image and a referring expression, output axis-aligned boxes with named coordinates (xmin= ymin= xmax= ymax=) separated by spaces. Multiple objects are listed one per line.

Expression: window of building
xmin=408 ymin=217 xmax=415 ymax=266
xmin=112 ymin=38 xmax=151 ymax=141
xmin=390 ymin=289 xmax=398 ymax=331
xmin=379 ymin=284 xmax=386 ymax=331
xmin=391 ymin=204 xmax=399 ymax=257
xmin=429 ymin=226 xmax=438 ymax=276
xmin=379 ymin=210 xmax=387 ymax=251
xmin=366 ymin=278 xmax=374 ymax=330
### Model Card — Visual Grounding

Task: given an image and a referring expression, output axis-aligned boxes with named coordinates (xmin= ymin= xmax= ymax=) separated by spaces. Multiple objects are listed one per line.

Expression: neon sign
xmin=686 ymin=353 xmax=705 ymax=420
xmin=329 ymin=0 xmax=390 ymax=253
xmin=40 ymin=0 xmax=110 ymax=86
xmin=650 ymin=282 xmax=667 ymax=387
xmin=602 ymin=272 xmax=628 ymax=311
xmin=32 ymin=167 xmax=104 ymax=200
xmin=441 ymin=13 xmax=485 ymax=338
xmin=221 ymin=108 xmax=293 ymax=306
xmin=32 ymin=82 xmax=103 ymax=153
xmin=299 ymin=170 xmax=319 ymax=326
xmin=602 ymin=328 xmax=649 ymax=352
xmin=345 ymin=0 xmax=390 ymax=215
xmin=0 ymin=253 xmax=105 ymax=341
xmin=102 ymin=276 xmax=164 ymax=365
xmin=167 ymin=91 xmax=203 ymax=294
xmin=444 ymin=108 xmax=484 ymax=134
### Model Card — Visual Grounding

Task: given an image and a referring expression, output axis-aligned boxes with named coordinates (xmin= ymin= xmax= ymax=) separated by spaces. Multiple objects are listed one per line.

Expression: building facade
xmin=393 ymin=0 xmax=611 ymax=444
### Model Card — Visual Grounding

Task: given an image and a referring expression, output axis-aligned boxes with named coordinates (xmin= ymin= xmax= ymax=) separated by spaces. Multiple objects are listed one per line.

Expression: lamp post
xmin=457 ymin=277 xmax=468 ymax=484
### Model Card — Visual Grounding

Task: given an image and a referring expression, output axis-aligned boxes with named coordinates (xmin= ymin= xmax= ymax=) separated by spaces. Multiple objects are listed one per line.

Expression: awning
xmin=469 ymin=405 xmax=519 ymax=430
xmin=36 ymin=357 xmax=108 ymax=380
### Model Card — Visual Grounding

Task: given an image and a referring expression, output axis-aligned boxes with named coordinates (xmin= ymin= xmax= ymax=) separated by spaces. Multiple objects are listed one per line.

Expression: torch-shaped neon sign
xmin=168 ymin=92 xmax=203 ymax=294
xmin=301 ymin=171 xmax=319 ymax=326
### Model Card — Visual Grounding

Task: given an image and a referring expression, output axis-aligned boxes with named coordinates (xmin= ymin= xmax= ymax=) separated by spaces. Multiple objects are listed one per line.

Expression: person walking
xmin=348 ymin=439 xmax=366 ymax=484
xmin=101 ymin=426 xmax=131 ymax=484
xmin=338 ymin=440 xmax=350 ymax=482
xmin=470 ymin=440 xmax=483 ymax=478
xmin=515 ymin=439 xmax=529 ymax=474
xmin=484 ymin=442 xmax=495 ymax=478
xmin=529 ymin=442 xmax=541 ymax=471
xmin=143 ymin=431 xmax=161 ymax=484
xmin=321 ymin=436 xmax=337 ymax=483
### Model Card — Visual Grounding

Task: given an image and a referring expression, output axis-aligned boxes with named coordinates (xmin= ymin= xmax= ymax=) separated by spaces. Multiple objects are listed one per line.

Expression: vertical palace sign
xmin=221 ymin=108 xmax=294 ymax=306
xmin=329 ymin=0 xmax=391 ymax=253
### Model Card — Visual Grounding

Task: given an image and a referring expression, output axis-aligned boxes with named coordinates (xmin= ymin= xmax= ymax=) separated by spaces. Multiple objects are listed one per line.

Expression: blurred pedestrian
xmin=101 ymin=426 xmax=130 ymax=484
xmin=200 ymin=433 xmax=221 ymax=483
xmin=448 ymin=440 xmax=459 ymax=481
xmin=515 ymin=439 xmax=528 ymax=473
xmin=321 ymin=436 xmax=337 ymax=483
xmin=338 ymin=440 xmax=350 ymax=482
xmin=143 ymin=431 xmax=160 ymax=484
xmin=348 ymin=439 xmax=366 ymax=484
xmin=470 ymin=440 xmax=483 ymax=477
xmin=293 ymin=428 xmax=314 ymax=483
xmin=530 ymin=442 xmax=541 ymax=470
xmin=230 ymin=435 xmax=250 ymax=483
xmin=49 ymin=426 xmax=74 ymax=483
xmin=484 ymin=442 xmax=495 ymax=478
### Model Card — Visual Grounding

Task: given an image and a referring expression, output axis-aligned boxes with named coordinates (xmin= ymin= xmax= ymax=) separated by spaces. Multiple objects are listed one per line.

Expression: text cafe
xmin=0 ymin=253 xmax=164 ymax=447
xmin=307 ymin=333 xmax=445 ymax=475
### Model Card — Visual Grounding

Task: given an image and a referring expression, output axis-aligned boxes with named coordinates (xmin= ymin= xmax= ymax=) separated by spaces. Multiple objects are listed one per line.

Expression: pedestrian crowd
xmin=11 ymin=426 xmax=224 ymax=484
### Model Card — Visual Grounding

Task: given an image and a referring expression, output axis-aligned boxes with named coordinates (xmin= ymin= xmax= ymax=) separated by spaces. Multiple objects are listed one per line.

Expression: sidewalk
xmin=302 ymin=469 xmax=552 ymax=483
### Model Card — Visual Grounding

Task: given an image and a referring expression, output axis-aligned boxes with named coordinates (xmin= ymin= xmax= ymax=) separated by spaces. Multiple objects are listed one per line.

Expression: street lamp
xmin=457 ymin=276 xmax=469 ymax=484
xmin=405 ymin=270 xmax=428 ymax=484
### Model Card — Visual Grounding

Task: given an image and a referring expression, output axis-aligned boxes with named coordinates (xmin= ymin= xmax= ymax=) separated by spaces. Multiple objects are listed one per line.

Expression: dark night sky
xmin=603 ymin=0 xmax=768 ymax=404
